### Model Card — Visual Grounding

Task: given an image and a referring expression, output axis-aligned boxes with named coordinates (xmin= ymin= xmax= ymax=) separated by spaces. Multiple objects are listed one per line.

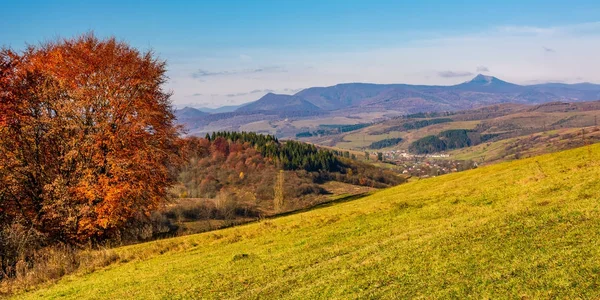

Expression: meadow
xmin=17 ymin=143 xmax=600 ymax=299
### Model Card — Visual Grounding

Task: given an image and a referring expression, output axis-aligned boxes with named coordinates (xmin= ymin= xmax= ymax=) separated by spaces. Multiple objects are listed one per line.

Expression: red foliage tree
xmin=0 ymin=34 xmax=180 ymax=244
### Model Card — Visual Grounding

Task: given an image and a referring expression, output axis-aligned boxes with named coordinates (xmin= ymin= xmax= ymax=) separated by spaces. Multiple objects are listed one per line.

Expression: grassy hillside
xmin=449 ymin=126 xmax=600 ymax=164
xmin=19 ymin=144 xmax=600 ymax=299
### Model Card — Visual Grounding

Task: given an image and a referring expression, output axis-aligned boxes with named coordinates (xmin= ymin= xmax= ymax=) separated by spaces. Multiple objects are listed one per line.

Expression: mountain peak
xmin=468 ymin=74 xmax=497 ymax=85
xmin=454 ymin=74 xmax=522 ymax=92
xmin=175 ymin=106 xmax=208 ymax=119
xmin=257 ymin=92 xmax=282 ymax=100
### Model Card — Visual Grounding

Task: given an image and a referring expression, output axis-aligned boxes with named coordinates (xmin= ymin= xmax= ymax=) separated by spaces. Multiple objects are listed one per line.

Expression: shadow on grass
xmin=268 ymin=192 xmax=374 ymax=219
xmin=204 ymin=192 xmax=375 ymax=233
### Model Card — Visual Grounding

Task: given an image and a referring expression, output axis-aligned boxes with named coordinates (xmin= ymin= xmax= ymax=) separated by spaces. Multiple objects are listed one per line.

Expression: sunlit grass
xmin=19 ymin=144 xmax=600 ymax=299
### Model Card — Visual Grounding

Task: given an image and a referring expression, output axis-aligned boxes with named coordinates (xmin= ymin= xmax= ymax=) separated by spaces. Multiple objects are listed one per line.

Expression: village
xmin=372 ymin=150 xmax=477 ymax=178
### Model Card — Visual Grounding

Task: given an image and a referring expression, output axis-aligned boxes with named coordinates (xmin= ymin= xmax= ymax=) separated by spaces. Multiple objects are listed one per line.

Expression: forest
xmin=401 ymin=118 xmax=453 ymax=130
xmin=409 ymin=129 xmax=505 ymax=154
xmin=409 ymin=129 xmax=473 ymax=154
xmin=295 ymin=123 xmax=370 ymax=138
xmin=176 ymin=131 xmax=404 ymax=202
xmin=369 ymin=137 xmax=403 ymax=149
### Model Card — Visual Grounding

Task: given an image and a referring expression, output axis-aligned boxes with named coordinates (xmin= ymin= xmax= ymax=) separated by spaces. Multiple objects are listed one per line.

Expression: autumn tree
xmin=0 ymin=34 xmax=180 ymax=244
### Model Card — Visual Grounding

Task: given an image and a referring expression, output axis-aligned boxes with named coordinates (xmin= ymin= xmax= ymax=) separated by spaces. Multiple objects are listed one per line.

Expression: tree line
xmin=295 ymin=123 xmax=370 ymax=138
xmin=369 ymin=138 xmax=403 ymax=149
xmin=409 ymin=129 xmax=502 ymax=154
xmin=206 ymin=131 xmax=339 ymax=172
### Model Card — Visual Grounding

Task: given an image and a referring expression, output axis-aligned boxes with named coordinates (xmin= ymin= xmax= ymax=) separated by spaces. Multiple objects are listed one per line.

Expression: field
xmin=17 ymin=143 xmax=600 ymax=299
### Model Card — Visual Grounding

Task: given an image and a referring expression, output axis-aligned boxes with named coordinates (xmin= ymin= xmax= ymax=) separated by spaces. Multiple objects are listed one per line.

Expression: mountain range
xmin=175 ymin=75 xmax=600 ymax=136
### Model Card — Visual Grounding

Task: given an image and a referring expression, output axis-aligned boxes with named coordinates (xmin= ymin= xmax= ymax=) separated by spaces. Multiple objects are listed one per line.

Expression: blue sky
xmin=2 ymin=0 xmax=600 ymax=108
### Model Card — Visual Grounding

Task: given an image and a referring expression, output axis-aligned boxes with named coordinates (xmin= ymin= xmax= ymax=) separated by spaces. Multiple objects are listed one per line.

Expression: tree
xmin=377 ymin=152 xmax=384 ymax=161
xmin=273 ymin=170 xmax=285 ymax=211
xmin=0 ymin=34 xmax=180 ymax=244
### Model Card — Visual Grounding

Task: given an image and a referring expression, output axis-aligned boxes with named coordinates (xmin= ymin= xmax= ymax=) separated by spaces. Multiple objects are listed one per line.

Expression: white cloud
xmin=239 ymin=54 xmax=252 ymax=61
xmin=438 ymin=71 xmax=474 ymax=78
xmin=476 ymin=66 xmax=490 ymax=72
xmin=496 ymin=25 xmax=555 ymax=35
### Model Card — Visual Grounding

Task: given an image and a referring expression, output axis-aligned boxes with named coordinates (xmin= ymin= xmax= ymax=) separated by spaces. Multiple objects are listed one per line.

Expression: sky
xmin=2 ymin=0 xmax=600 ymax=108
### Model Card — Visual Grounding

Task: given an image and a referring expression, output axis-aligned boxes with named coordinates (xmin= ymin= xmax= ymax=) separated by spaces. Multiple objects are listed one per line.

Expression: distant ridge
xmin=176 ymin=75 xmax=600 ymax=136
xmin=236 ymin=93 xmax=322 ymax=112
xmin=175 ymin=107 xmax=208 ymax=119
xmin=194 ymin=104 xmax=246 ymax=114
xmin=188 ymin=75 xmax=600 ymax=114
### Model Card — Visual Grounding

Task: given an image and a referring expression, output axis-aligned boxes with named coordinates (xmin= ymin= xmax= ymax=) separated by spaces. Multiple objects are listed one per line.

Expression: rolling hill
xmin=18 ymin=143 xmax=600 ymax=298
xmin=305 ymin=100 xmax=600 ymax=157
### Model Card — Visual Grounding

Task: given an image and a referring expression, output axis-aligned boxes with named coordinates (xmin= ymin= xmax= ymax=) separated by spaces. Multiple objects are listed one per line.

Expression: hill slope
xmin=22 ymin=144 xmax=600 ymax=299
xmin=306 ymin=100 xmax=600 ymax=153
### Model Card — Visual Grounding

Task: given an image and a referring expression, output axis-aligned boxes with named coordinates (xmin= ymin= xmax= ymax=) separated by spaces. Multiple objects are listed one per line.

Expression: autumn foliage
xmin=0 ymin=34 xmax=180 ymax=245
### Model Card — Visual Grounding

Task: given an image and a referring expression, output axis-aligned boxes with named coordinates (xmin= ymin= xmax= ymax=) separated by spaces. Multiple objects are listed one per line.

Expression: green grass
xmin=19 ymin=144 xmax=600 ymax=299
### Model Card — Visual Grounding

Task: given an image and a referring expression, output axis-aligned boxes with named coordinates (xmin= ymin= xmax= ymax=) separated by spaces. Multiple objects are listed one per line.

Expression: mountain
xmin=295 ymin=83 xmax=398 ymax=110
xmin=235 ymin=93 xmax=322 ymax=112
xmin=295 ymin=75 xmax=600 ymax=113
xmin=453 ymin=74 xmax=523 ymax=93
xmin=175 ymin=75 xmax=600 ymax=138
xmin=532 ymin=82 xmax=600 ymax=91
xmin=175 ymin=107 xmax=208 ymax=120
xmin=187 ymin=75 xmax=600 ymax=115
